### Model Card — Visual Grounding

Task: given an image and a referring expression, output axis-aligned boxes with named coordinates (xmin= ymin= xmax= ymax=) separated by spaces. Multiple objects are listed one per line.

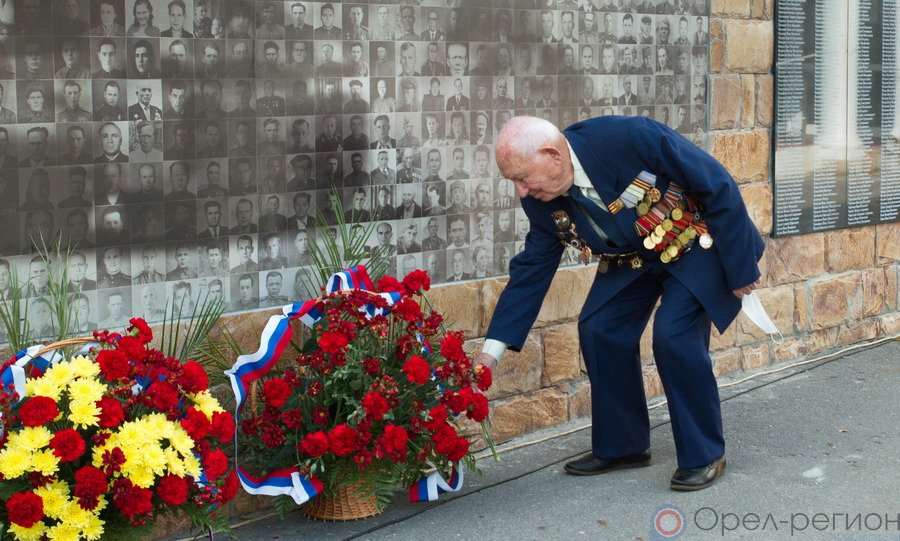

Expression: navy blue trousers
xmin=577 ymin=262 xmax=725 ymax=469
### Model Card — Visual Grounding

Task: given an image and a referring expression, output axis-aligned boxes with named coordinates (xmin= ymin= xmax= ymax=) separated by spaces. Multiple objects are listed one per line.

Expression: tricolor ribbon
xmin=226 ymin=265 xmax=464 ymax=504
xmin=1 ymin=342 xmax=97 ymax=401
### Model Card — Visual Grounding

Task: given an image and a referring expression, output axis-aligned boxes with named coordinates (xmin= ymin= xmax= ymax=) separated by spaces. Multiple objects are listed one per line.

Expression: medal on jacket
xmin=553 ymin=210 xmax=592 ymax=265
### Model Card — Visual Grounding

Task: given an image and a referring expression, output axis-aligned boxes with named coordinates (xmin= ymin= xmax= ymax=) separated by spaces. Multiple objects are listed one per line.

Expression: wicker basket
xmin=302 ymin=481 xmax=382 ymax=521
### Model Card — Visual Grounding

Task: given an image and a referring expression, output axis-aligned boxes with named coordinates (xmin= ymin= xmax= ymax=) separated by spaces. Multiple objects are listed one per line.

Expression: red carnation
xmin=439 ymin=333 xmax=466 ymax=362
xmin=402 ymin=269 xmax=431 ymax=294
xmin=220 ymin=469 xmax=239 ymax=503
xmin=112 ymin=479 xmax=152 ymax=519
xmin=180 ymin=407 xmax=210 ymax=441
xmin=74 ymin=465 xmax=109 ymax=510
xmin=447 ymin=437 xmax=470 ymax=461
xmin=262 ymin=378 xmax=291 ymax=408
xmin=116 ymin=335 xmax=145 ymax=361
xmin=376 ymin=275 xmax=404 ymax=293
xmin=311 ymin=406 xmax=329 ymax=426
xmin=299 ymin=431 xmax=329 ymax=457
xmin=19 ymin=396 xmax=59 ymax=427
xmin=361 ymin=391 xmax=390 ymax=421
xmin=96 ymin=396 xmax=126 ymax=428
xmin=210 ymin=412 xmax=236 ymax=443
xmin=468 ymin=393 xmax=489 ymax=422
xmin=362 ymin=358 xmax=381 ymax=375
xmin=281 ymin=408 xmax=302 ymax=429
xmin=378 ymin=424 xmax=409 ymax=462
xmin=425 ymin=405 xmax=448 ymax=431
xmin=401 ymin=355 xmax=431 ymax=385
xmin=156 ymin=474 xmax=189 ymax=506
xmin=178 ymin=361 xmax=209 ymax=394
xmin=128 ymin=318 xmax=153 ymax=344
xmin=202 ymin=448 xmax=229 ymax=482
xmin=392 ymin=297 xmax=422 ymax=322
xmin=474 ymin=364 xmax=493 ymax=391
xmin=97 ymin=350 xmax=131 ymax=381
xmin=147 ymin=381 xmax=179 ymax=412
xmin=5 ymin=492 xmax=44 ymax=528
xmin=318 ymin=331 xmax=350 ymax=354
xmin=327 ymin=424 xmax=357 ymax=457
xmin=49 ymin=429 xmax=86 ymax=462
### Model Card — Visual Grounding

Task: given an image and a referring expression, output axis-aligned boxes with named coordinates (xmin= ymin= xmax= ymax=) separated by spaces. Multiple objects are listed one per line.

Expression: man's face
xmin=295 ymin=231 xmax=309 ymax=253
xmin=326 ymin=158 xmax=338 ymax=173
xmin=57 ymin=84 xmax=77 ymax=108
xmin=624 ymin=47 xmax=633 ymax=64
xmin=561 ymin=13 xmax=574 ymax=36
xmin=447 ymin=44 xmax=467 ymax=74
xmin=660 ymin=23 xmax=670 ymax=42
xmin=427 ymin=151 xmax=441 ymax=175
xmin=498 ymin=48 xmax=511 ymax=69
xmin=623 ymin=77 xmax=632 ymax=94
xmin=264 ymin=122 xmax=278 ymax=143
xmin=67 ymin=129 xmax=85 ymax=154
xmin=501 ymin=148 xmax=573 ymax=202
xmin=400 ymin=7 xmax=414 ymax=31
xmin=623 ymin=17 xmax=633 ymax=36
xmin=201 ymin=46 xmax=219 ymax=70
xmin=323 ymin=116 xmax=336 ymax=136
xmin=265 ymin=46 xmax=278 ymax=64
xmin=266 ymin=274 xmax=282 ymax=297
xmin=141 ymin=249 xmax=156 ymax=271
xmin=400 ymin=46 xmax=416 ymax=75
xmin=68 ymin=256 xmax=86 ymax=282
xmin=176 ymin=247 xmax=189 ymax=268
xmin=134 ymin=46 xmax=151 ymax=73
xmin=103 ymin=211 xmax=123 ymax=234
xmin=107 ymin=295 xmax=124 ymax=317
xmin=172 ymin=163 xmax=189 ymax=190
xmin=320 ymin=45 xmax=333 ymax=62
xmin=266 ymin=160 xmax=281 ymax=179
xmin=204 ymin=203 xmax=221 ymax=227
xmin=452 ymin=251 xmax=464 ymax=274
xmin=680 ymin=20 xmax=688 ymax=39
xmin=582 ymin=78 xmax=594 ymax=99
xmin=450 ymin=218 xmax=467 ymax=246
xmin=292 ymin=5 xmax=304 ymax=26
xmin=27 ymin=130 xmax=48 ymax=157
xmin=100 ymin=3 xmax=116 ymax=25
xmin=585 ymin=13 xmax=596 ymax=31
xmin=207 ymin=248 xmax=221 ymax=268
xmin=98 ymin=43 xmax=116 ymax=71
xmin=236 ymin=201 xmax=252 ymax=224
xmin=173 ymin=127 xmax=188 ymax=149
xmin=239 ymin=278 xmax=252 ymax=301
xmin=141 ymin=288 xmax=158 ymax=311
xmin=350 ymin=7 xmax=363 ymax=26
xmin=61 ymin=40 xmax=79 ymax=67
xmin=475 ymin=151 xmax=489 ymax=174
xmin=376 ymin=118 xmax=390 ymax=139
xmin=170 ymin=43 xmax=187 ymax=68
xmin=376 ymin=224 xmax=392 ymax=246
xmin=563 ymin=48 xmax=574 ymax=67
xmin=321 ymin=7 xmax=334 ymax=27
xmin=541 ymin=12 xmax=553 ymax=35
xmin=476 ymin=115 xmax=487 ymax=136
xmin=135 ymin=165 xmax=154 ymax=191
xmin=97 ymin=84 xmax=117 ymax=110
xmin=233 ymin=42 xmax=249 ymax=61
xmin=641 ymin=19 xmax=651 ymax=37
xmin=476 ymin=184 xmax=490 ymax=205
xmin=103 ymin=249 xmax=122 ymax=273
xmin=581 ymin=47 xmax=593 ymax=70
xmin=238 ymin=163 xmax=252 ymax=184
xmin=24 ymin=45 xmax=43 ymax=71
xmin=168 ymin=88 xmax=186 ymax=112
xmin=658 ymin=48 xmax=668 ymax=68
xmin=262 ymin=6 xmax=275 ymax=24
xmin=27 ymin=91 xmax=44 ymax=112
xmin=205 ymin=124 xmax=222 ymax=147
xmin=238 ymin=239 xmax=253 ymax=263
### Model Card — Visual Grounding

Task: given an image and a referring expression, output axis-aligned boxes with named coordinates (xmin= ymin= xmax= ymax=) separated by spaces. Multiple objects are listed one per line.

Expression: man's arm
xmin=629 ymin=117 xmax=764 ymax=292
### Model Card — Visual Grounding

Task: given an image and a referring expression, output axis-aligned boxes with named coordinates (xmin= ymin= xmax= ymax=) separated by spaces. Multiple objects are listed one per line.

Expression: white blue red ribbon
xmin=408 ymin=465 xmax=464 ymax=502
xmin=1 ymin=342 xmax=96 ymax=401
xmin=226 ymin=266 xmax=464 ymax=504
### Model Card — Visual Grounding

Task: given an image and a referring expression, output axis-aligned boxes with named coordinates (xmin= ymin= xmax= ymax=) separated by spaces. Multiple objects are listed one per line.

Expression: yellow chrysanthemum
xmin=25 ymin=377 xmax=63 ymax=401
xmin=163 ymin=447 xmax=188 ymax=477
xmin=14 ymin=426 xmax=52 ymax=451
xmin=181 ymin=453 xmax=202 ymax=478
xmin=8 ymin=521 xmax=46 ymax=541
xmin=68 ymin=399 xmax=101 ymax=429
xmin=81 ymin=514 xmax=105 ymax=541
xmin=31 ymin=449 xmax=60 ymax=476
xmin=188 ymin=390 xmax=225 ymax=419
xmin=69 ymin=355 xmax=100 ymax=378
xmin=0 ymin=446 xmax=31 ymax=478
xmin=34 ymin=481 xmax=70 ymax=518
xmin=67 ymin=377 xmax=106 ymax=406
xmin=45 ymin=522 xmax=81 ymax=541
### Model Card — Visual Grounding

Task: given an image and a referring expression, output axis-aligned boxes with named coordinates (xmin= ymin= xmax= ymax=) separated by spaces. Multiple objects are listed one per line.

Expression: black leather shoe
xmin=564 ymin=451 xmax=651 ymax=476
xmin=670 ymin=457 xmax=726 ymax=491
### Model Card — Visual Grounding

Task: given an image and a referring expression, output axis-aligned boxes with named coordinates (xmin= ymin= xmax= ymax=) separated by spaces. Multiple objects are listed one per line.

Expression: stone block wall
xmin=220 ymin=2 xmax=900 ymax=448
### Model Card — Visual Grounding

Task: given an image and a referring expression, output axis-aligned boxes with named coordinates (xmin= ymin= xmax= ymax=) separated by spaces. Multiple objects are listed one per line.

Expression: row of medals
xmin=636 ymin=187 xmax=713 ymax=264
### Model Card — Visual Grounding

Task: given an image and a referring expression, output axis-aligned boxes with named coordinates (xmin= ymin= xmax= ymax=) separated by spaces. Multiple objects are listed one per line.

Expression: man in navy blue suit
xmin=475 ymin=115 xmax=764 ymax=491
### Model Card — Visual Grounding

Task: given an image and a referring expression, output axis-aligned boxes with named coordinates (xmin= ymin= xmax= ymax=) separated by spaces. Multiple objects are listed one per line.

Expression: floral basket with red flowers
xmin=0 ymin=318 xmax=238 ymax=540
xmin=228 ymin=266 xmax=495 ymax=520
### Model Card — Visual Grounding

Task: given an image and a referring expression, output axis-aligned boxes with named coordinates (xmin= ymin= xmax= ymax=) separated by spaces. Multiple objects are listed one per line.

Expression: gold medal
xmin=650 ymin=232 xmax=663 ymax=244
xmin=685 ymin=226 xmax=697 ymax=239
xmin=699 ymin=233 xmax=714 ymax=249
xmin=671 ymin=208 xmax=683 ymax=220
xmin=654 ymin=224 xmax=665 ymax=237
xmin=666 ymin=245 xmax=679 ymax=258
xmin=647 ymin=188 xmax=661 ymax=203
xmin=677 ymin=232 xmax=689 ymax=244
xmin=660 ymin=251 xmax=672 ymax=263
xmin=637 ymin=202 xmax=649 ymax=216
xmin=597 ymin=259 xmax=609 ymax=273
xmin=662 ymin=219 xmax=673 ymax=231
xmin=643 ymin=236 xmax=656 ymax=250
xmin=630 ymin=256 xmax=643 ymax=270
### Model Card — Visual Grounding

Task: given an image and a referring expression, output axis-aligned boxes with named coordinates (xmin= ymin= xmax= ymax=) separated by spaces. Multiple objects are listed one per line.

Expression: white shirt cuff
xmin=482 ymin=339 xmax=508 ymax=362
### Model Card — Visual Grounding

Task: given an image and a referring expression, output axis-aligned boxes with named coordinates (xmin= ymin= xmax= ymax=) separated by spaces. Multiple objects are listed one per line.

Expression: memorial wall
xmin=0 ymin=0 xmax=710 ymax=339
xmin=774 ymin=0 xmax=900 ymax=236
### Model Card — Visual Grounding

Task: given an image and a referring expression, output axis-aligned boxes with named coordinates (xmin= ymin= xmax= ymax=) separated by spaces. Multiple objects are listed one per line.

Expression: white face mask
xmin=741 ymin=291 xmax=783 ymax=343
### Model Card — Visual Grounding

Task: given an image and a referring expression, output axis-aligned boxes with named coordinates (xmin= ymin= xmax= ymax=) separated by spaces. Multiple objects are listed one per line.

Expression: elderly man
xmin=474 ymin=116 xmax=764 ymax=491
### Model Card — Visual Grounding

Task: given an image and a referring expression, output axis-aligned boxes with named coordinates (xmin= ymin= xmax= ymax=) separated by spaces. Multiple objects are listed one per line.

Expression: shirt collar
xmin=565 ymin=139 xmax=592 ymax=191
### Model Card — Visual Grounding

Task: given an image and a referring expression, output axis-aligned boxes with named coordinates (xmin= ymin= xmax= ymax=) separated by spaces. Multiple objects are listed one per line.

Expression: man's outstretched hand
xmin=733 ymin=278 xmax=762 ymax=299
xmin=473 ymin=352 xmax=498 ymax=372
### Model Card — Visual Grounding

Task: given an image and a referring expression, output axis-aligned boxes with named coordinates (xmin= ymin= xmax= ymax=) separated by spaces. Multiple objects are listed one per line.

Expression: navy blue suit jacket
xmin=488 ymin=116 xmax=764 ymax=350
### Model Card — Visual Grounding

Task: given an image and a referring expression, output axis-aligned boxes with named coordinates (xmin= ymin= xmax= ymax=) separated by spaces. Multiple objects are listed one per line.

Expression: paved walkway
xmin=171 ymin=339 xmax=900 ymax=541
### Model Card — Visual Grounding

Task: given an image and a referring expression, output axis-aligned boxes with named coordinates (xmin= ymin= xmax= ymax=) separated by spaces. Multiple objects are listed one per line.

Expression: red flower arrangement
xmin=0 ymin=319 xmax=236 ymax=540
xmin=238 ymin=269 xmax=494 ymax=508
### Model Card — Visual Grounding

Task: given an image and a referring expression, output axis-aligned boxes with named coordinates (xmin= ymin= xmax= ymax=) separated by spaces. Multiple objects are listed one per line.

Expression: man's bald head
xmin=496 ymin=116 xmax=565 ymax=173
